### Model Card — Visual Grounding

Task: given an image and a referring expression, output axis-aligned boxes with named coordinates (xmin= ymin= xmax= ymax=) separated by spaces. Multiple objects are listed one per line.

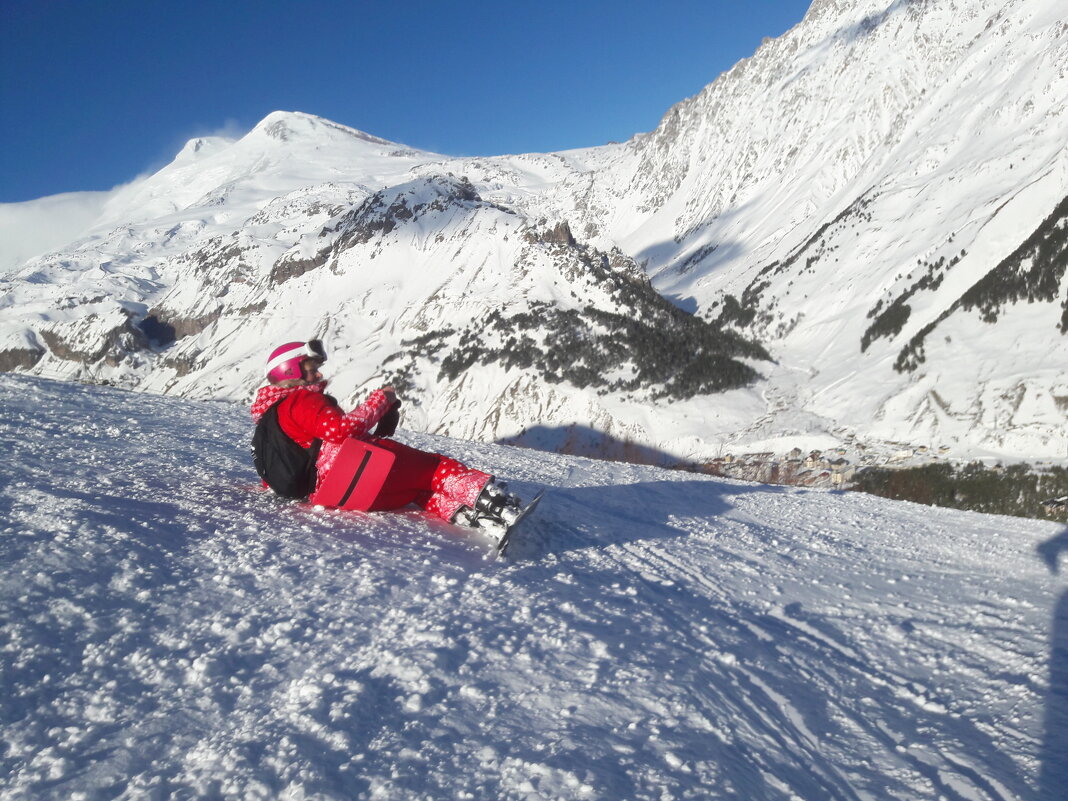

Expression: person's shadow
xmin=1036 ymin=529 xmax=1068 ymax=800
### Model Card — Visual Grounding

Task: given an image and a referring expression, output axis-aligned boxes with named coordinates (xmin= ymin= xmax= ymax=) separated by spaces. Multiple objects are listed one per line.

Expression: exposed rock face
xmin=0 ymin=346 xmax=43 ymax=372
xmin=40 ymin=312 xmax=148 ymax=365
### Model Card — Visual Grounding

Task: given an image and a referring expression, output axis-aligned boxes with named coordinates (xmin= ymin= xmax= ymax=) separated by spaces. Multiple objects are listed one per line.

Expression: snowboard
xmin=496 ymin=491 xmax=545 ymax=558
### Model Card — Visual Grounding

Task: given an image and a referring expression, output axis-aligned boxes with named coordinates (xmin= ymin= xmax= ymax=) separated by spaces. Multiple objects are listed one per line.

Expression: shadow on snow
xmin=1036 ymin=528 xmax=1068 ymax=801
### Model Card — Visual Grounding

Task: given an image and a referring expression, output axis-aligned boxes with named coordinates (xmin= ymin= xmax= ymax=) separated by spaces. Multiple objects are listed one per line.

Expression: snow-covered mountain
xmin=2 ymin=0 xmax=1066 ymax=464
xmin=2 ymin=373 xmax=1065 ymax=800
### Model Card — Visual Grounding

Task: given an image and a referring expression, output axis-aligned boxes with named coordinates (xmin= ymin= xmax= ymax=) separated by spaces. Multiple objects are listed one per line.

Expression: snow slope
xmin=588 ymin=0 xmax=1068 ymax=461
xmin=1 ymin=374 xmax=1066 ymax=800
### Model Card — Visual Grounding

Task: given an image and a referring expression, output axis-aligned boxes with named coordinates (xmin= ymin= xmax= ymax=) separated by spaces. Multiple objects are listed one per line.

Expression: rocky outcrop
xmin=41 ymin=313 xmax=148 ymax=365
xmin=0 ymin=346 xmax=44 ymax=372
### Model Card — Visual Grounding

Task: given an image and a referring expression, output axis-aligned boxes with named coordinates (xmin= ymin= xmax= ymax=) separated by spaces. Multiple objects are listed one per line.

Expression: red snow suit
xmin=250 ymin=383 xmax=489 ymax=521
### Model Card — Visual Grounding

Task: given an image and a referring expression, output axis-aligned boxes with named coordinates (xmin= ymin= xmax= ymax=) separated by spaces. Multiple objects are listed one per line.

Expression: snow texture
xmin=2 ymin=374 xmax=1066 ymax=800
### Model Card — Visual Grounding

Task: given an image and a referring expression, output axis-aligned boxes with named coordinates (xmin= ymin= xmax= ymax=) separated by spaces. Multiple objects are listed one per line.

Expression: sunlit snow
xmin=1 ymin=374 xmax=1065 ymax=799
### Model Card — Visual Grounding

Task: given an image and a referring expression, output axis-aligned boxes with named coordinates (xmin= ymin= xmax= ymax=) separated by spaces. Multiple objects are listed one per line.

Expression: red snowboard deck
xmin=309 ymin=439 xmax=396 ymax=511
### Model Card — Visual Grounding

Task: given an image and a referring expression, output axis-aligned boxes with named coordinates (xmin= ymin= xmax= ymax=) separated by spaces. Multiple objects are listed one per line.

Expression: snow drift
xmin=1 ymin=374 xmax=1066 ymax=800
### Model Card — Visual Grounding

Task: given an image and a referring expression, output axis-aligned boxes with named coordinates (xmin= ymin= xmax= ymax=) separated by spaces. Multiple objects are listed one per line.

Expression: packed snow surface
xmin=1 ymin=374 xmax=1066 ymax=800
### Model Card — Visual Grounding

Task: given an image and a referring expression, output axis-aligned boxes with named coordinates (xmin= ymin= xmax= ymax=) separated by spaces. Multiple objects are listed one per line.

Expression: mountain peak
xmin=249 ymin=110 xmax=399 ymax=148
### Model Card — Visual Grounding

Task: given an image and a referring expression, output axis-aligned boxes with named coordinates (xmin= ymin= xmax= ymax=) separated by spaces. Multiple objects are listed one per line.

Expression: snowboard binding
xmin=454 ymin=480 xmax=544 ymax=556
xmin=454 ymin=480 xmax=523 ymax=542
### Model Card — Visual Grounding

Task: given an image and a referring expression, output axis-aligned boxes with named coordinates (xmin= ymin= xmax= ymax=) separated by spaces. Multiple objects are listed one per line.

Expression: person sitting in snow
xmin=250 ymin=339 xmax=523 ymax=539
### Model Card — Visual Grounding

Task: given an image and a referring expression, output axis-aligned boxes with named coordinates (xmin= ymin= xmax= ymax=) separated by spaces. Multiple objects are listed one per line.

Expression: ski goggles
xmin=306 ymin=339 xmax=327 ymax=362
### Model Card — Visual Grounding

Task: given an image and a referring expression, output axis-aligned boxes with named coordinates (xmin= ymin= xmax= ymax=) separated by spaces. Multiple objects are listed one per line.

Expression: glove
xmin=374 ymin=399 xmax=402 ymax=437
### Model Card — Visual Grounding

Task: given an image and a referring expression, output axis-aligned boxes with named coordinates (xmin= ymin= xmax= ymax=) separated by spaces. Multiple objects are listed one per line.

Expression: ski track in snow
xmin=1 ymin=374 xmax=1066 ymax=801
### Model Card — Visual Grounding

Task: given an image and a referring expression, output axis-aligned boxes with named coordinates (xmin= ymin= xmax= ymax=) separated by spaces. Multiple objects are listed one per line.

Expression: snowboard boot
xmin=452 ymin=480 xmax=523 ymax=543
xmin=475 ymin=480 xmax=522 ymax=528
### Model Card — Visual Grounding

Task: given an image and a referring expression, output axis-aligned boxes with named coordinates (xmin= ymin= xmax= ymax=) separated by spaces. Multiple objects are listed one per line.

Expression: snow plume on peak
xmin=0 ymin=191 xmax=115 ymax=272
xmin=0 ymin=373 xmax=1063 ymax=800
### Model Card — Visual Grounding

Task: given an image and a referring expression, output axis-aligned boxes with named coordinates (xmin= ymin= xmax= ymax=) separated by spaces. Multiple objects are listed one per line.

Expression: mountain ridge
xmin=1 ymin=0 xmax=1066 ymax=464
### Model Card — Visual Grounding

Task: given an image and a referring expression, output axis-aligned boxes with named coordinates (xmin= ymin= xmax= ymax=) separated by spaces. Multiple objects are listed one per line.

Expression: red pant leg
xmin=363 ymin=438 xmax=490 ymax=521
xmin=364 ymin=438 xmax=441 ymax=512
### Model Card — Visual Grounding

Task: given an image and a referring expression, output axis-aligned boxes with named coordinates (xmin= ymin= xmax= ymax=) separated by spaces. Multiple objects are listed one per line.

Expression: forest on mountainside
xmin=853 ymin=460 xmax=1068 ymax=522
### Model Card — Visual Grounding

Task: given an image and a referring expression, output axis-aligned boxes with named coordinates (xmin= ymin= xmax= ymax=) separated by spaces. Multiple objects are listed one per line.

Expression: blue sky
xmin=0 ymin=0 xmax=812 ymax=203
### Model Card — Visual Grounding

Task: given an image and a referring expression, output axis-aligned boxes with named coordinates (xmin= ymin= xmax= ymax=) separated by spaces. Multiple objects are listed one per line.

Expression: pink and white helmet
xmin=265 ymin=339 xmax=327 ymax=384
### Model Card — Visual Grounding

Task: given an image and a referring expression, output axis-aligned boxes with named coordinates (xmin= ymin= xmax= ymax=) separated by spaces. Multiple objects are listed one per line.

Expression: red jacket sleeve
xmin=280 ymin=389 xmax=392 ymax=446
